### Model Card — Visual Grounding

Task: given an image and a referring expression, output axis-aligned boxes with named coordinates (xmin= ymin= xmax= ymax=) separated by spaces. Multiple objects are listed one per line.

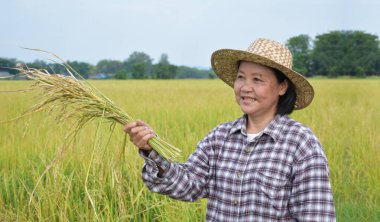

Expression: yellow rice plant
xmin=13 ymin=50 xmax=181 ymax=161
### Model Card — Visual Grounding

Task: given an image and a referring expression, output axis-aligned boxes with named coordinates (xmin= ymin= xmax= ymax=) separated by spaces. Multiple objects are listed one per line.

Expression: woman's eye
xmin=253 ymin=78 xmax=262 ymax=82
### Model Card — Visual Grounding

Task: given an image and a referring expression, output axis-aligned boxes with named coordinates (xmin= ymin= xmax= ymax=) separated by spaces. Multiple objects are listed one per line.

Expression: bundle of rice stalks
xmin=14 ymin=52 xmax=181 ymax=161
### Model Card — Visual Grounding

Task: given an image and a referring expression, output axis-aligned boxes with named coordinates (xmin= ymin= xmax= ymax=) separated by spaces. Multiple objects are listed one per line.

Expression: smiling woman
xmin=234 ymin=61 xmax=289 ymax=133
xmin=124 ymin=38 xmax=336 ymax=221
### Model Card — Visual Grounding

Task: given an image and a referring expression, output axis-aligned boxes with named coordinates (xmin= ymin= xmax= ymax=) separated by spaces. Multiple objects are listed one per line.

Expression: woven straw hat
xmin=211 ymin=38 xmax=314 ymax=110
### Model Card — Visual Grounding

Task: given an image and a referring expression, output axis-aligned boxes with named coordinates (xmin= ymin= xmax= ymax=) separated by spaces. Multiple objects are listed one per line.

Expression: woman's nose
xmin=241 ymin=81 xmax=253 ymax=92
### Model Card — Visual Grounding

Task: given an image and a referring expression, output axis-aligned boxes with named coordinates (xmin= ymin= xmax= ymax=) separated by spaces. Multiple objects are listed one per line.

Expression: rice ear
xmin=15 ymin=60 xmax=181 ymax=161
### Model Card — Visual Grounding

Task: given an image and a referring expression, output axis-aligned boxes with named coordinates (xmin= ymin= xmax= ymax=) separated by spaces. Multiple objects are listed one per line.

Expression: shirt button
xmin=234 ymin=198 xmax=238 ymax=205
xmin=236 ymin=172 xmax=242 ymax=178
xmin=244 ymin=147 xmax=250 ymax=153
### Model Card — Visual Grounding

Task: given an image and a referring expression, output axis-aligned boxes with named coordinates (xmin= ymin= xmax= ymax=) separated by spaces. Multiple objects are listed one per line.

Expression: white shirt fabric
xmin=247 ymin=132 xmax=261 ymax=142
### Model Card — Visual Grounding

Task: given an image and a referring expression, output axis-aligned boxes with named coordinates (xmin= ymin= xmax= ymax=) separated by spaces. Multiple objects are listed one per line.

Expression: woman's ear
xmin=279 ymin=79 xmax=289 ymax=96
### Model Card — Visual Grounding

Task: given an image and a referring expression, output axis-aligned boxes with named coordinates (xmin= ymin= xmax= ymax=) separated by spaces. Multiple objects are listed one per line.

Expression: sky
xmin=1 ymin=0 xmax=380 ymax=68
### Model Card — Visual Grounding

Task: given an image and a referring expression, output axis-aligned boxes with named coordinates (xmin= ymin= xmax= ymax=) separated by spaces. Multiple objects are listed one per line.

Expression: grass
xmin=0 ymin=79 xmax=379 ymax=221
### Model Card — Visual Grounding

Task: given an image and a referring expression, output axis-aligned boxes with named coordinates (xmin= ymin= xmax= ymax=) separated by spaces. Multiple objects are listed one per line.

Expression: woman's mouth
xmin=241 ymin=96 xmax=256 ymax=102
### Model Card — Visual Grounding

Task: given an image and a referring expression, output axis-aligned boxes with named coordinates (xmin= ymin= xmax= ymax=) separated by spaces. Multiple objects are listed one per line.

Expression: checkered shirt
xmin=140 ymin=114 xmax=336 ymax=221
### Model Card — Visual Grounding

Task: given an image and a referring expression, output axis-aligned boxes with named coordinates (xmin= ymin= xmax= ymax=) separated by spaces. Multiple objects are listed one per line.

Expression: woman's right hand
xmin=123 ymin=120 xmax=156 ymax=152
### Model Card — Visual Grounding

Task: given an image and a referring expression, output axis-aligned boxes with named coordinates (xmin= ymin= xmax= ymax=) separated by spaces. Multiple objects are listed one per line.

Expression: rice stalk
xmin=14 ymin=62 xmax=181 ymax=161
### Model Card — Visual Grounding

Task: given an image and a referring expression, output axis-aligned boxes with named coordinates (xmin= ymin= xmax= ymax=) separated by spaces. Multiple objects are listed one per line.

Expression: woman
xmin=124 ymin=38 xmax=336 ymax=221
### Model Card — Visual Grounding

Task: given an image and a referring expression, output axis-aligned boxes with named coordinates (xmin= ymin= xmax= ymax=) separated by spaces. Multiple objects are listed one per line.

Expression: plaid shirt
xmin=141 ymin=114 xmax=336 ymax=221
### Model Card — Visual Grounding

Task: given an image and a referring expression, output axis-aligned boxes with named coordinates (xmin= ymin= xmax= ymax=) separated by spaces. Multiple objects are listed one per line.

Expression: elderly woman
xmin=124 ymin=38 xmax=336 ymax=221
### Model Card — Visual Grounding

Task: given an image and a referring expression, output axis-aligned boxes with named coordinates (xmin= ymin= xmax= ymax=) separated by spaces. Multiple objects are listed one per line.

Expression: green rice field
xmin=0 ymin=79 xmax=379 ymax=221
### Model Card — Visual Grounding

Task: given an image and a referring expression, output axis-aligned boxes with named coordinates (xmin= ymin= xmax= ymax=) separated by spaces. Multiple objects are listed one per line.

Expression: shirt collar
xmin=261 ymin=114 xmax=289 ymax=142
xmin=229 ymin=114 xmax=248 ymax=136
xmin=229 ymin=114 xmax=288 ymax=142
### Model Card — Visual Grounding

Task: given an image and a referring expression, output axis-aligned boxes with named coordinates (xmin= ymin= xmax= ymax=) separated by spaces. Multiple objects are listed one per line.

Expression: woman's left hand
xmin=123 ymin=120 xmax=156 ymax=151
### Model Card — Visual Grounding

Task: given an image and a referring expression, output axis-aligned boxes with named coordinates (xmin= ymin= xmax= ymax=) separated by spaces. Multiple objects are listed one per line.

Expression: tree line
xmin=1 ymin=30 xmax=380 ymax=78
xmin=0 ymin=52 xmax=216 ymax=79
xmin=286 ymin=30 xmax=380 ymax=77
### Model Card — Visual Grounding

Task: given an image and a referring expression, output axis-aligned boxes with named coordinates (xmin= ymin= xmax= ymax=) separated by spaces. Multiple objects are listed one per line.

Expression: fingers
xmin=124 ymin=120 xmax=149 ymax=132
xmin=139 ymin=133 xmax=155 ymax=150
xmin=124 ymin=121 xmax=137 ymax=133
xmin=123 ymin=120 xmax=155 ymax=151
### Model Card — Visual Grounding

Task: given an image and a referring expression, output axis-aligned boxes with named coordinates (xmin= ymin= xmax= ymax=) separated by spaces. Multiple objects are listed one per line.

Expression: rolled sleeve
xmin=139 ymin=150 xmax=174 ymax=182
xmin=138 ymin=138 xmax=211 ymax=202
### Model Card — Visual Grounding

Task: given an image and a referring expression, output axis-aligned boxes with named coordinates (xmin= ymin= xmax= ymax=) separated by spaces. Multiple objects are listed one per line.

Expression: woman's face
xmin=234 ymin=61 xmax=288 ymax=119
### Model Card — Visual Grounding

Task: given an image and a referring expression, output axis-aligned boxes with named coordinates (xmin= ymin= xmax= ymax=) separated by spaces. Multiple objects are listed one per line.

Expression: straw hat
xmin=211 ymin=38 xmax=314 ymax=110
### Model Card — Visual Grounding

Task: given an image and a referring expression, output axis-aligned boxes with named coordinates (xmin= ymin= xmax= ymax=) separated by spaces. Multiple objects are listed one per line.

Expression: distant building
xmin=88 ymin=73 xmax=110 ymax=79
xmin=0 ymin=71 xmax=11 ymax=78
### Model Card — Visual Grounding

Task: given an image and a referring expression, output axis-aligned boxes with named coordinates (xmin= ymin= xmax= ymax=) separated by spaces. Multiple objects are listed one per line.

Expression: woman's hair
xmin=272 ymin=68 xmax=296 ymax=115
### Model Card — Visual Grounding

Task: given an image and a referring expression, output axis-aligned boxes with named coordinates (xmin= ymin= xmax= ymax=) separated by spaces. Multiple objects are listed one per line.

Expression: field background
xmin=0 ymin=79 xmax=379 ymax=221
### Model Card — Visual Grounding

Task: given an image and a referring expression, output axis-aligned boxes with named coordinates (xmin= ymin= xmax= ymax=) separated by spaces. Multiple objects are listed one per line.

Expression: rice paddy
xmin=0 ymin=79 xmax=379 ymax=221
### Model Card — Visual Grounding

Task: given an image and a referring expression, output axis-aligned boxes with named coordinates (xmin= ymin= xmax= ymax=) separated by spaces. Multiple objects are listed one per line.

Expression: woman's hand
xmin=123 ymin=120 xmax=156 ymax=152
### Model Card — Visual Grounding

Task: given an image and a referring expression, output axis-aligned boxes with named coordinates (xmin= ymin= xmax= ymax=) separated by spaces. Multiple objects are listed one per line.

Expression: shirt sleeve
xmin=289 ymin=140 xmax=336 ymax=222
xmin=139 ymin=135 xmax=212 ymax=202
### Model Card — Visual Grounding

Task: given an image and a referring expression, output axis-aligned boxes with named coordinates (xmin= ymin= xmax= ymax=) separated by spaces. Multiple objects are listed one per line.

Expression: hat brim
xmin=211 ymin=49 xmax=314 ymax=110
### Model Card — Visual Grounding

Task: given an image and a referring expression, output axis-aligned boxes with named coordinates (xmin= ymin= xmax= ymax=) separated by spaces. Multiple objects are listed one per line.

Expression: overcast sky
xmin=1 ymin=0 xmax=380 ymax=68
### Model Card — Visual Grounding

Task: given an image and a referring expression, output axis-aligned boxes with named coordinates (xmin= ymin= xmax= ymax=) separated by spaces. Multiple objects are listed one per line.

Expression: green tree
xmin=23 ymin=60 xmax=66 ymax=75
xmin=115 ymin=69 xmax=128 ymax=79
xmin=131 ymin=63 xmax=147 ymax=79
xmin=0 ymin=57 xmax=18 ymax=74
xmin=158 ymin=53 xmax=170 ymax=65
xmin=124 ymin=52 xmax=153 ymax=78
xmin=286 ymin=34 xmax=312 ymax=76
xmin=153 ymin=64 xmax=177 ymax=79
xmin=49 ymin=63 xmax=68 ymax=74
xmin=176 ymin=66 xmax=213 ymax=79
xmin=26 ymin=59 xmax=48 ymax=70
xmin=27 ymin=59 xmax=66 ymax=76
xmin=66 ymin=61 xmax=94 ymax=78
xmin=96 ymin=59 xmax=123 ymax=74
xmin=208 ymin=69 xmax=217 ymax=79
xmin=152 ymin=53 xmax=177 ymax=79
xmin=312 ymin=30 xmax=380 ymax=76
